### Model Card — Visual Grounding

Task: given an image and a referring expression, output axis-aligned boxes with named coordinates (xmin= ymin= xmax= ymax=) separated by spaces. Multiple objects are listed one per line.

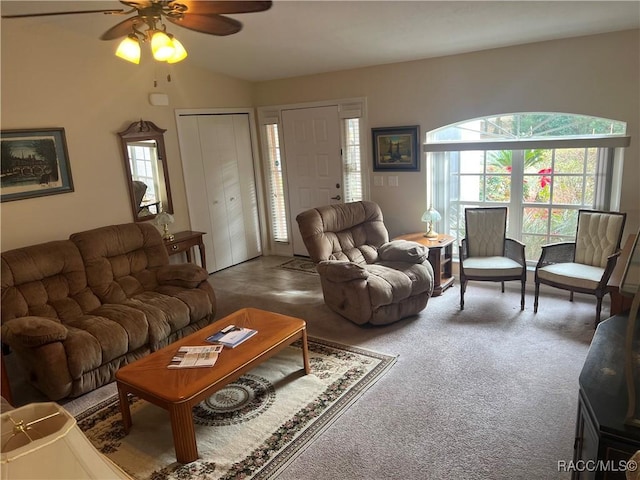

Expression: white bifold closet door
xmin=177 ymin=113 xmax=261 ymax=273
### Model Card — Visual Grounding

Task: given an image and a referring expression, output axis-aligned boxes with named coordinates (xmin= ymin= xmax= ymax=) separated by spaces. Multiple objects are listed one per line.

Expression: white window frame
xmin=424 ymin=113 xmax=630 ymax=264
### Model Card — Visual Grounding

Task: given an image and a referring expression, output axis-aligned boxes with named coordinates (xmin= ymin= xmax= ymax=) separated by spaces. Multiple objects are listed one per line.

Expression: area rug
xmin=76 ymin=338 xmax=396 ymax=480
xmin=277 ymin=258 xmax=318 ymax=275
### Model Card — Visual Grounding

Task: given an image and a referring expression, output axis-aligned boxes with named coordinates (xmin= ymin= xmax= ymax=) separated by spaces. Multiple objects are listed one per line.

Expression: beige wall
xmin=2 ymin=22 xmax=638 ymax=252
xmin=1 ymin=20 xmax=254 ymax=251
xmin=253 ymin=29 xmax=640 ymax=240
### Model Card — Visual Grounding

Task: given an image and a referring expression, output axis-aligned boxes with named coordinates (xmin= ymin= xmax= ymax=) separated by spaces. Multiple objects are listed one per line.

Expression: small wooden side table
xmin=164 ymin=231 xmax=206 ymax=269
xmin=394 ymin=233 xmax=456 ymax=296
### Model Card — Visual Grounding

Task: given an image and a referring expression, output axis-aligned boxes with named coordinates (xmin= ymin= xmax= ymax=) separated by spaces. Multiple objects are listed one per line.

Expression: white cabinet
xmin=177 ymin=113 xmax=261 ymax=273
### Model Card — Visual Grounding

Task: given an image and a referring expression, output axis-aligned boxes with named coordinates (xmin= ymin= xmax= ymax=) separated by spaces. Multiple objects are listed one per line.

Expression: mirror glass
xmin=118 ymin=120 xmax=173 ymax=221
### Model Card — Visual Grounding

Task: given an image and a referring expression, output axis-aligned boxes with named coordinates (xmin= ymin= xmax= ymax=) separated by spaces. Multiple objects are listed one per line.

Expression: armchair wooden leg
xmin=570 ymin=291 xmax=574 ymax=302
xmin=460 ymin=280 xmax=466 ymax=310
xmin=595 ymin=296 xmax=603 ymax=328
xmin=520 ymin=281 xmax=525 ymax=311
xmin=534 ymin=282 xmax=540 ymax=313
xmin=501 ymin=281 xmax=505 ymax=293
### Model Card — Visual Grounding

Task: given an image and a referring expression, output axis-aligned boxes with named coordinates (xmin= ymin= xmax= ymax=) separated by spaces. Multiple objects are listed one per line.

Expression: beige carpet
xmin=76 ymin=338 xmax=396 ymax=480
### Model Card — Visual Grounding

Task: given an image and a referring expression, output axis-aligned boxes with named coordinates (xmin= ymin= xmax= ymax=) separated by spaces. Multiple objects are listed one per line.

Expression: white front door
xmin=282 ymin=106 xmax=343 ymax=256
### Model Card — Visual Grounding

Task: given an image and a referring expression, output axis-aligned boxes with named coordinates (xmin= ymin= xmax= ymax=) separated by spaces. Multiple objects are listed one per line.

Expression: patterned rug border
xmin=75 ymin=337 xmax=397 ymax=480
xmin=277 ymin=258 xmax=319 ymax=275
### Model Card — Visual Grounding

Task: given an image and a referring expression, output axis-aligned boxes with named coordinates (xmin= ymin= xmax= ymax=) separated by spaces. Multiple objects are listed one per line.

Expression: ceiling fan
xmin=1 ymin=1 xmax=273 ymax=38
xmin=2 ymin=1 xmax=272 ymax=64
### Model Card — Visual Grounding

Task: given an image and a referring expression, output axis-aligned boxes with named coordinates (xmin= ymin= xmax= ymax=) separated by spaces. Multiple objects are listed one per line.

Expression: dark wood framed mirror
xmin=118 ymin=120 xmax=173 ymax=221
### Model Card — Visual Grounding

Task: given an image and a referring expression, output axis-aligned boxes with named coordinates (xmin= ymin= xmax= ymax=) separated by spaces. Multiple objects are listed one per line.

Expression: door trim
xmin=174 ymin=108 xmax=268 ymax=259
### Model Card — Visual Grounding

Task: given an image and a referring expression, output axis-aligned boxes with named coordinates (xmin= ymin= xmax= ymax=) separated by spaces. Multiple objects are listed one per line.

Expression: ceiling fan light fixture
xmin=166 ymin=36 xmax=187 ymax=64
xmin=115 ymin=34 xmax=141 ymax=64
xmin=151 ymin=30 xmax=175 ymax=61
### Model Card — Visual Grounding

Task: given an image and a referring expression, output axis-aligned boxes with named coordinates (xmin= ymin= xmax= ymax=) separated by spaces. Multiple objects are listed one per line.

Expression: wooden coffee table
xmin=115 ymin=307 xmax=310 ymax=464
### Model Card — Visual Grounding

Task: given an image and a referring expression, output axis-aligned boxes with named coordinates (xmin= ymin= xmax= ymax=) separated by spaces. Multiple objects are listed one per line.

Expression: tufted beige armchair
xmin=296 ymin=201 xmax=434 ymax=325
xmin=534 ymin=209 xmax=627 ymax=326
xmin=459 ymin=207 xmax=527 ymax=310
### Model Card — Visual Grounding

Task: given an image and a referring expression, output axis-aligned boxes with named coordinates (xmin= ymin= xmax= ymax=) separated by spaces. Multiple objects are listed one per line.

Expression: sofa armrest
xmin=378 ymin=240 xmax=429 ymax=264
xmin=1 ymin=317 xmax=67 ymax=348
xmin=317 ymin=261 xmax=369 ymax=282
xmin=156 ymin=264 xmax=209 ymax=288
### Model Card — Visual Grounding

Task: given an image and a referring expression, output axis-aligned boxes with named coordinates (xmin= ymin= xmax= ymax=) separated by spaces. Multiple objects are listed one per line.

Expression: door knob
xmin=331 ymin=195 xmax=341 ymax=200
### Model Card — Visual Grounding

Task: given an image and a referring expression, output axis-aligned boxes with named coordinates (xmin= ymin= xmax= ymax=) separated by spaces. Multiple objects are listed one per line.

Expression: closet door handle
xmin=331 ymin=195 xmax=341 ymax=201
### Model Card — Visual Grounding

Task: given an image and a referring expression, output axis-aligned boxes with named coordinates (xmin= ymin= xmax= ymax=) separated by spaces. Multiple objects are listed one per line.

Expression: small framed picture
xmin=372 ymin=125 xmax=420 ymax=171
xmin=1 ymin=128 xmax=74 ymax=202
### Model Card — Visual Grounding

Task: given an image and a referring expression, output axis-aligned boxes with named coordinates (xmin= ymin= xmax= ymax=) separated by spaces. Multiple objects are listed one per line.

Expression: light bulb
xmin=151 ymin=31 xmax=175 ymax=61
xmin=167 ymin=37 xmax=188 ymax=64
xmin=115 ymin=35 xmax=141 ymax=64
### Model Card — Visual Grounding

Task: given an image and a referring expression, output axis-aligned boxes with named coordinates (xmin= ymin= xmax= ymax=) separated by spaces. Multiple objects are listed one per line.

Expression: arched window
xmin=424 ymin=113 xmax=629 ymax=262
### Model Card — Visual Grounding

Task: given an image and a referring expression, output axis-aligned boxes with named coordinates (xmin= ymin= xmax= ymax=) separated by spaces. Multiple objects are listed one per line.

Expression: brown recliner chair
xmin=296 ymin=201 xmax=434 ymax=325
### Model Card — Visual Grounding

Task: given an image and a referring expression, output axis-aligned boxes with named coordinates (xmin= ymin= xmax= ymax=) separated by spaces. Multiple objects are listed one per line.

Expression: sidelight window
xmin=264 ymin=123 xmax=288 ymax=243
xmin=342 ymin=118 xmax=363 ymax=203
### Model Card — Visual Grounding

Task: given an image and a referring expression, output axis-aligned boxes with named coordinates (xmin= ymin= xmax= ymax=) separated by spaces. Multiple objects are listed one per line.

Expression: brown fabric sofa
xmin=1 ymin=223 xmax=215 ymax=400
xmin=296 ymin=201 xmax=434 ymax=325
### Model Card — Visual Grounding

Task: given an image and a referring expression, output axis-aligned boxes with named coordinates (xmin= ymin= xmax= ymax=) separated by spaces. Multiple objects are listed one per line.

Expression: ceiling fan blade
xmin=167 ymin=1 xmax=272 ymax=15
xmin=166 ymin=13 xmax=242 ymax=36
xmin=100 ymin=17 xmax=142 ymax=40
xmin=119 ymin=1 xmax=153 ymax=8
xmin=1 ymin=9 xmax=124 ymax=19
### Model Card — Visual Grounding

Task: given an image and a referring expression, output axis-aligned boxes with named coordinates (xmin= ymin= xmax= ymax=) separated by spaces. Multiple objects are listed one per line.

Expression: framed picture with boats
xmin=1 ymin=128 xmax=74 ymax=202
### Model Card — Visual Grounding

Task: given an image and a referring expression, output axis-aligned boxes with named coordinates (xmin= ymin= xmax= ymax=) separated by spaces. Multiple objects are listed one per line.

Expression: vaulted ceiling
xmin=2 ymin=1 xmax=639 ymax=81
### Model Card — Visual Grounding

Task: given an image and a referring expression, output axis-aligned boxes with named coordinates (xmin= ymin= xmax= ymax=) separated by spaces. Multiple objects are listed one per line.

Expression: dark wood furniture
xmin=115 ymin=308 xmax=310 ymax=464
xmin=608 ymin=233 xmax=637 ymax=316
xmin=0 ymin=353 xmax=12 ymax=405
xmin=164 ymin=230 xmax=206 ymax=268
xmin=535 ymin=209 xmax=627 ymax=326
xmin=394 ymin=233 xmax=455 ymax=296
xmin=572 ymin=314 xmax=640 ymax=479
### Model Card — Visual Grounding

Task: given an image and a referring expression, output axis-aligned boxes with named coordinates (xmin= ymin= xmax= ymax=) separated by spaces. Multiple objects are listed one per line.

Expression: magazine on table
xmin=168 ymin=345 xmax=224 ymax=369
xmin=206 ymin=325 xmax=258 ymax=348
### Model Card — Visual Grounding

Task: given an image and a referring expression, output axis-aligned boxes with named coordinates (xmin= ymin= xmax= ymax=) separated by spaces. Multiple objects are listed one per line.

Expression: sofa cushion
xmin=89 ymin=304 xmax=150 ymax=351
xmin=124 ymin=292 xmax=191 ymax=347
xmin=70 ymin=223 xmax=169 ymax=304
xmin=1 ymin=240 xmax=101 ymax=323
xmin=365 ymin=263 xmax=433 ymax=308
xmin=65 ymin=315 xmax=130 ymax=368
xmin=155 ymin=285 xmax=214 ymax=322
